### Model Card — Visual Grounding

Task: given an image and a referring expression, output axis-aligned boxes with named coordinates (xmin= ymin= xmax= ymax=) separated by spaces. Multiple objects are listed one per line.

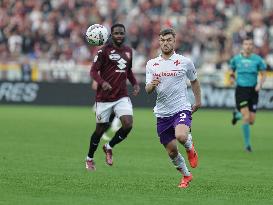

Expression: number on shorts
xmin=179 ymin=112 xmax=187 ymax=122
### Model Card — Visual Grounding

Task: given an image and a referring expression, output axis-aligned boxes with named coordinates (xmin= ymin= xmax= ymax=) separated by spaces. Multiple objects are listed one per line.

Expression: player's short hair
xmin=159 ymin=28 xmax=176 ymax=37
xmin=111 ymin=23 xmax=126 ymax=33
xmin=242 ymin=36 xmax=253 ymax=43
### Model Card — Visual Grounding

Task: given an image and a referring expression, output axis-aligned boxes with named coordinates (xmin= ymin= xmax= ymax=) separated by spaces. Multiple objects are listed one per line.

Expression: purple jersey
xmin=90 ymin=42 xmax=138 ymax=102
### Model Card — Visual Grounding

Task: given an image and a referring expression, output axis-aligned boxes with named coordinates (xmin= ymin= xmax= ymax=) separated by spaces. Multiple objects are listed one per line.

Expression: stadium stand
xmin=0 ymin=0 xmax=273 ymax=85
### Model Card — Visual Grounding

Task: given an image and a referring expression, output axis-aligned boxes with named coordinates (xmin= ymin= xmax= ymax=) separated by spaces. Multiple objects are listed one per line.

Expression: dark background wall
xmin=0 ymin=81 xmax=156 ymax=107
xmin=0 ymin=81 xmax=272 ymax=109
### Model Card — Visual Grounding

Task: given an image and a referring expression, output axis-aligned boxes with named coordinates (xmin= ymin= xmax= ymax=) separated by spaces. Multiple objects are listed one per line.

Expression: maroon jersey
xmin=90 ymin=42 xmax=138 ymax=102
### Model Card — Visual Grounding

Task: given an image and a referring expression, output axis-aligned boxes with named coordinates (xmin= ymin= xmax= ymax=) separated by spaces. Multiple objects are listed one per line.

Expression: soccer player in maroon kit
xmin=85 ymin=23 xmax=140 ymax=171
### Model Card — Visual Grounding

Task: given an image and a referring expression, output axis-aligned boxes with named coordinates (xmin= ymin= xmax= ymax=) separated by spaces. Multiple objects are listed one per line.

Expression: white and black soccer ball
xmin=86 ymin=24 xmax=109 ymax=46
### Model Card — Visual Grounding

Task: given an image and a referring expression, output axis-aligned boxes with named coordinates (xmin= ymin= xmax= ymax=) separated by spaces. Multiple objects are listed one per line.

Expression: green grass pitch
xmin=0 ymin=105 xmax=273 ymax=205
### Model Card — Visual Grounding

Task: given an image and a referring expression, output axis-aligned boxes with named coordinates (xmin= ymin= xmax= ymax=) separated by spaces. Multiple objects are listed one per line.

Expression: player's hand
xmin=132 ymin=84 xmax=140 ymax=96
xmin=102 ymin=81 xmax=112 ymax=91
xmin=145 ymin=77 xmax=160 ymax=94
xmin=255 ymin=84 xmax=261 ymax=92
xmin=229 ymin=73 xmax=235 ymax=86
xmin=229 ymin=78 xmax=234 ymax=86
xmin=151 ymin=77 xmax=160 ymax=87
xmin=191 ymin=103 xmax=201 ymax=114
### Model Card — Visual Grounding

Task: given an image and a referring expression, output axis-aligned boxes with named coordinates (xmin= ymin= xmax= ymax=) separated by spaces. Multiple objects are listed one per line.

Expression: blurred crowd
xmin=0 ymin=0 xmax=273 ymax=74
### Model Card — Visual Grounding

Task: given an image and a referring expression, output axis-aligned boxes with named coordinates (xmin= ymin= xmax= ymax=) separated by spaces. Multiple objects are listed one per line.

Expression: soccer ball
xmin=85 ymin=24 xmax=109 ymax=46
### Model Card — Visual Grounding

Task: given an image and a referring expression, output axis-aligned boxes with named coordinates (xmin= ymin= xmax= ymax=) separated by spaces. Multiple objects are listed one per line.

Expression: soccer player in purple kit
xmin=145 ymin=28 xmax=201 ymax=188
xmin=85 ymin=23 xmax=140 ymax=171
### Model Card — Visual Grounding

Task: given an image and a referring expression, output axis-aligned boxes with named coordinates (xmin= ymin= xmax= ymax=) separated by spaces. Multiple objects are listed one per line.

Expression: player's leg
xmin=109 ymin=112 xmax=116 ymax=123
xmin=164 ymin=139 xmax=192 ymax=188
xmin=245 ymin=110 xmax=256 ymax=152
xmin=175 ymin=124 xmax=198 ymax=168
xmin=234 ymin=87 xmax=253 ymax=151
xmin=102 ymin=112 xmax=115 ymax=141
xmin=165 ymin=139 xmax=190 ymax=175
xmin=108 ymin=115 xmax=133 ymax=147
xmin=240 ymin=106 xmax=251 ymax=151
xmin=108 ymin=97 xmax=133 ymax=148
xmin=102 ymin=115 xmax=132 ymax=166
xmin=93 ymin=102 xmax=113 ymax=141
xmin=173 ymin=111 xmax=198 ymax=168
xmin=244 ymin=89 xmax=258 ymax=151
xmin=103 ymin=97 xmax=133 ymax=165
xmin=246 ymin=111 xmax=256 ymax=151
xmin=232 ymin=87 xmax=243 ymax=125
xmin=111 ymin=116 xmax=121 ymax=132
xmin=87 ymin=123 xmax=110 ymax=158
xmin=164 ymin=138 xmax=191 ymax=176
xmin=249 ymin=88 xmax=258 ymax=126
xmin=249 ymin=112 xmax=256 ymax=125
xmin=231 ymin=109 xmax=242 ymax=125
xmin=157 ymin=115 xmax=192 ymax=188
xmin=86 ymin=102 xmax=113 ymax=170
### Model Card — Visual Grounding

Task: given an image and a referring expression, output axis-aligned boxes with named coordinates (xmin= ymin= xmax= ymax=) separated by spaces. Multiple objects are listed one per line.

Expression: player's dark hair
xmin=242 ymin=36 xmax=253 ymax=42
xmin=159 ymin=28 xmax=176 ymax=37
xmin=111 ymin=23 xmax=126 ymax=33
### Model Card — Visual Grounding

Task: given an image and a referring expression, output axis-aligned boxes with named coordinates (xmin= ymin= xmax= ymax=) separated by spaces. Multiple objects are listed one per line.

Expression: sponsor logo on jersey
xmin=116 ymin=58 xmax=127 ymax=71
xmin=153 ymin=71 xmax=178 ymax=77
xmin=109 ymin=54 xmax=121 ymax=61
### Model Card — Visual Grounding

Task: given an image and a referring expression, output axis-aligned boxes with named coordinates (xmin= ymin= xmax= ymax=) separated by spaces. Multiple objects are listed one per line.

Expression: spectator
xmin=0 ymin=0 xmax=272 ymax=74
xmin=21 ymin=58 xmax=32 ymax=81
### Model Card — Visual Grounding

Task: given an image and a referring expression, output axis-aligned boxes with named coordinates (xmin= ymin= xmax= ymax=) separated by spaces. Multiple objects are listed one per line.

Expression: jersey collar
xmin=240 ymin=52 xmax=253 ymax=58
xmin=159 ymin=52 xmax=177 ymax=61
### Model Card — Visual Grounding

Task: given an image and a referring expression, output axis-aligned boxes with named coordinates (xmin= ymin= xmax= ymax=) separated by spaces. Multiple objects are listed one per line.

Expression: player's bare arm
xmin=190 ymin=79 xmax=201 ymax=113
xmin=91 ymin=66 xmax=112 ymax=91
xmin=255 ymin=70 xmax=266 ymax=92
xmin=127 ymin=67 xmax=140 ymax=96
xmin=229 ymin=71 xmax=235 ymax=85
xmin=91 ymin=80 xmax=98 ymax=91
xmin=145 ymin=78 xmax=160 ymax=94
xmin=132 ymin=84 xmax=140 ymax=96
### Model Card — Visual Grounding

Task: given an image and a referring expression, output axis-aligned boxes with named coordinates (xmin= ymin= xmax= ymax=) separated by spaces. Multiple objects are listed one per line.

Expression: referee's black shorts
xmin=235 ymin=86 xmax=258 ymax=112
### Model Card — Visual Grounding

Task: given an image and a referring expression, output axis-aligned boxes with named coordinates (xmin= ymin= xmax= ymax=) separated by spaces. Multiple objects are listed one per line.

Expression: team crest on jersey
xmin=110 ymin=50 xmax=116 ymax=53
xmin=174 ymin=60 xmax=181 ymax=66
xmin=109 ymin=54 xmax=121 ymax=61
xmin=93 ymin=55 xmax=98 ymax=62
xmin=97 ymin=114 xmax=102 ymax=121
xmin=244 ymin=62 xmax=249 ymax=67
xmin=125 ymin=52 xmax=131 ymax=59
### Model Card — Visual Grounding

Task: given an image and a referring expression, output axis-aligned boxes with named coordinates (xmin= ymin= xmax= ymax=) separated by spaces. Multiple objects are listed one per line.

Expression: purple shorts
xmin=156 ymin=110 xmax=192 ymax=145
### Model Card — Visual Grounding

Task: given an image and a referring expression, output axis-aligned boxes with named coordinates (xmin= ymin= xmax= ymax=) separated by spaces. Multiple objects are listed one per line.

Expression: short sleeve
xmin=145 ymin=61 xmax=153 ymax=84
xmin=229 ymin=57 xmax=236 ymax=71
xmin=92 ymin=49 xmax=104 ymax=71
xmin=185 ymin=59 xmax=197 ymax=81
xmin=258 ymin=56 xmax=267 ymax=71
